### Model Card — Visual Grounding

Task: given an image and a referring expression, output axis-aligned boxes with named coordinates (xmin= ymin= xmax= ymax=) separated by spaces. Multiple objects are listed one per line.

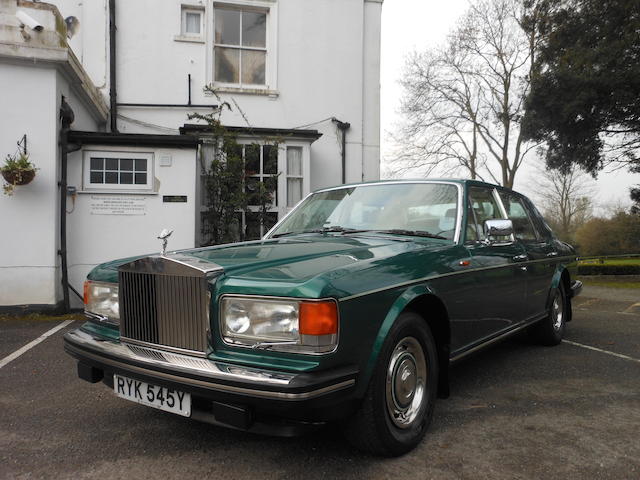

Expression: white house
xmin=0 ymin=0 xmax=382 ymax=312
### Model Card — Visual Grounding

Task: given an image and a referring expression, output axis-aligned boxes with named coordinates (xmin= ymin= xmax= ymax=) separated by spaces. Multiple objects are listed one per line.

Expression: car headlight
xmin=220 ymin=296 xmax=338 ymax=354
xmin=84 ymin=280 xmax=119 ymax=325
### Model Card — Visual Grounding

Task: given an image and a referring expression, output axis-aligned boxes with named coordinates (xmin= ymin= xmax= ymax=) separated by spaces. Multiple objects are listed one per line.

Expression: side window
xmin=524 ymin=197 xmax=554 ymax=240
xmin=468 ymin=187 xmax=506 ymax=241
xmin=499 ymin=192 xmax=539 ymax=242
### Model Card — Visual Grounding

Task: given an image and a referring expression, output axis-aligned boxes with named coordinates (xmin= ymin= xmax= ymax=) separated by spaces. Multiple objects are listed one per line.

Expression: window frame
xmin=195 ymin=138 xmax=311 ymax=246
xmin=499 ymin=191 xmax=543 ymax=243
xmin=82 ymin=150 xmax=154 ymax=192
xmin=207 ymin=0 xmax=278 ymax=92
xmin=181 ymin=6 xmax=205 ymax=38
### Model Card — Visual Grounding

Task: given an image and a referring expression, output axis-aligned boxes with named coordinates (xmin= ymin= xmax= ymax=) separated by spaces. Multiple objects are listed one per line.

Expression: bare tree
xmin=534 ymin=164 xmax=595 ymax=241
xmin=391 ymin=0 xmax=542 ymax=188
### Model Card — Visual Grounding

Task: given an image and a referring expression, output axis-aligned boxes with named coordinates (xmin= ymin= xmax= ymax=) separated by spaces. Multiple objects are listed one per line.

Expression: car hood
xmin=87 ymin=234 xmax=453 ymax=298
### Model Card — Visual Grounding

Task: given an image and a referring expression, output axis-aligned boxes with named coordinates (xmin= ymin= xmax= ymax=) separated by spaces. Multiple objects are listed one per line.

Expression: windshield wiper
xmin=271 ymin=226 xmax=371 ymax=238
xmin=373 ymin=229 xmax=448 ymax=240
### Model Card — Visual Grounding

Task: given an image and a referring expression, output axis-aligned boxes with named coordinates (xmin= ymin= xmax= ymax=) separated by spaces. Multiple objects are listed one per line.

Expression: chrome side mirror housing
xmin=484 ymin=219 xmax=514 ymax=240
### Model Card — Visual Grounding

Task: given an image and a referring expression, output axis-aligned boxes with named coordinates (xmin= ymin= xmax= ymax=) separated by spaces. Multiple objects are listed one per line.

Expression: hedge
xmin=577 ymin=264 xmax=640 ymax=275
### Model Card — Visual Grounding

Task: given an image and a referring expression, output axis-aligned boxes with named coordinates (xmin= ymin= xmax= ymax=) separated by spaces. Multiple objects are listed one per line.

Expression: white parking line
xmin=563 ymin=340 xmax=640 ymax=364
xmin=0 ymin=320 xmax=74 ymax=369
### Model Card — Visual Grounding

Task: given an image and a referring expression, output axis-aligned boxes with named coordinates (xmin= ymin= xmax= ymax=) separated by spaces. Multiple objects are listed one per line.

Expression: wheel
xmin=344 ymin=311 xmax=438 ymax=456
xmin=532 ymin=283 xmax=567 ymax=346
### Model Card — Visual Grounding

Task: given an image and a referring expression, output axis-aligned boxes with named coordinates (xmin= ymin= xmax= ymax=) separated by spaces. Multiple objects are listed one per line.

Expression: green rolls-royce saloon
xmin=64 ymin=179 xmax=582 ymax=456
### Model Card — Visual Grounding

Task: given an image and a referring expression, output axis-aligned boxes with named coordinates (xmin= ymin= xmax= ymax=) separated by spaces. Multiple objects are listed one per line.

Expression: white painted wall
xmin=0 ymin=62 xmax=101 ymax=306
xmin=53 ymin=0 xmax=382 ymax=189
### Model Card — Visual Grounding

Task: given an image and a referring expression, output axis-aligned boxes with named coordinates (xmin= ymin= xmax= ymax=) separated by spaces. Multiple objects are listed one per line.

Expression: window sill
xmin=78 ymin=190 xmax=158 ymax=196
xmin=174 ymin=35 xmax=205 ymax=44
xmin=206 ymin=86 xmax=279 ymax=98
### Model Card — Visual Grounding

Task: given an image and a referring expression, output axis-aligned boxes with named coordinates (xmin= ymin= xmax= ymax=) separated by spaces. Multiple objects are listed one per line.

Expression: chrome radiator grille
xmin=119 ymin=266 xmax=210 ymax=355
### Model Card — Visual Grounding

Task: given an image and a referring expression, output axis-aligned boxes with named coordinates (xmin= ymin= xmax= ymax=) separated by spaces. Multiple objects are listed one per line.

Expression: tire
xmin=532 ymin=283 xmax=568 ymax=346
xmin=344 ymin=311 xmax=439 ymax=456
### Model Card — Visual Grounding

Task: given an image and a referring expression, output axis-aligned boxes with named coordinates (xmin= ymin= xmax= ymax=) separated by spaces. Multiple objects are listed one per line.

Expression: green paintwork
xmin=82 ymin=179 xmax=578 ymax=397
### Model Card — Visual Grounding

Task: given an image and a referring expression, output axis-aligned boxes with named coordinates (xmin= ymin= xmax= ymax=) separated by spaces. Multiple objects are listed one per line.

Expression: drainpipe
xmin=59 ymin=96 xmax=76 ymax=313
xmin=332 ymin=118 xmax=351 ymax=184
xmin=109 ymin=0 xmax=118 ymax=132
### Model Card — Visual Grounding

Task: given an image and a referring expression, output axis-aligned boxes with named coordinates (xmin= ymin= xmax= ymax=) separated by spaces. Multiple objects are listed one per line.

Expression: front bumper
xmin=64 ymin=328 xmax=359 ymax=435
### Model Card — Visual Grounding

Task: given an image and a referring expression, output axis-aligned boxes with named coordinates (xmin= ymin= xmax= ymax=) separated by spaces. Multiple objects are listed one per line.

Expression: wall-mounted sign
xmin=90 ymin=195 xmax=147 ymax=215
xmin=163 ymin=195 xmax=188 ymax=203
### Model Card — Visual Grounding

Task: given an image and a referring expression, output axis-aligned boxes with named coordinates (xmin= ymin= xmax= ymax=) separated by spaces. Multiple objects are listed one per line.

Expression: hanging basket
xmin=2 ymin=168 xmax=36 ymax=186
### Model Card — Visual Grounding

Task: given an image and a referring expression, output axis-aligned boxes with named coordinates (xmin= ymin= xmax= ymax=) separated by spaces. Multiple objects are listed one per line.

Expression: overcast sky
xmin=379 ymin=0 xmax=640 ymax=213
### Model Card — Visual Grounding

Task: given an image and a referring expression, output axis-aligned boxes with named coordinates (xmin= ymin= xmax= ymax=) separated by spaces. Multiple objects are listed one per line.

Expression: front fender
xmin=357 ymin=284 xmax=435 ymax=395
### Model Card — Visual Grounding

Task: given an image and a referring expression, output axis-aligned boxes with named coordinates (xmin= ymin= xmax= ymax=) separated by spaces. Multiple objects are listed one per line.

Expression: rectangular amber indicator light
xmin=83 ymin=280 xmax=90 ymax=305
xmin=299 ymin=301 xmax=338 ymax=335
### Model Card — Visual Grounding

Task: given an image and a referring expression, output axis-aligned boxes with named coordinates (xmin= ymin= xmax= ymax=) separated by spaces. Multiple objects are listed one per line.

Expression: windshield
xmin=268 ymin=182 xmax=460 ymax=240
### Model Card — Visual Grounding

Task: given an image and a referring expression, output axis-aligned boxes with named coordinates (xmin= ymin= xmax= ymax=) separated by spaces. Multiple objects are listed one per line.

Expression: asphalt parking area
xmin=1 ymin=286 xmax=639 ymax=480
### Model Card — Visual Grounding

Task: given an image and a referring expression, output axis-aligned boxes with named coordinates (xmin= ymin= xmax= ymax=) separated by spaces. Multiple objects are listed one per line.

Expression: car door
xmin=498 ymin=191 xmax=557 ymax=320
xmin=457 ymin=186 xmax=528 ymax=349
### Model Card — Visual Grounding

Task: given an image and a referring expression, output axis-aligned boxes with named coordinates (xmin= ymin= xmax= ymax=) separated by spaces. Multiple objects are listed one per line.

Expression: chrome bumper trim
xmin=64 ymin=329 xmax=355 ymax=401
xmin=570 ymin=280 xmax=583 ymax=298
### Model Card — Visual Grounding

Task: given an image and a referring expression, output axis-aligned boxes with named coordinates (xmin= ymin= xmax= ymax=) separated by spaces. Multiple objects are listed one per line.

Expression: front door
xmin=457 ymin=186 xmax=528 ymax=351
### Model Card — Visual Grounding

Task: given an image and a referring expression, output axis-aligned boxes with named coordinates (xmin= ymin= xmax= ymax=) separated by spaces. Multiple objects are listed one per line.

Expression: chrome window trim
xmin=218 ymin=293 xmax=340 ymax=355
xmin=263 ymin=180 xmax=464 ymax=245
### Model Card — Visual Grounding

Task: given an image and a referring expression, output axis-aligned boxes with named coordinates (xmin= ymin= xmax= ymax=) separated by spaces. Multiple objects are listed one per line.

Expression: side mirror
xmin=484 ymin=219 xmax=513 ymax=239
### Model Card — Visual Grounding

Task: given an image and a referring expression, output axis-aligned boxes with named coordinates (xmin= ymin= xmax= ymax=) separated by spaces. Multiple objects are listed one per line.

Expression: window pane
xmin=287 ymin=178 xmax=302 ymax=207
xmin=263 ymin=145 xmax=277 ymax=174
xmin=242 ymin=11 xmax=266 ymax=48
xmin=245 ymin=212 xmax=261 ymax=240
xmin=90 ymin=171 xmax=103 ymax=184
xmin=120 ymin=159 xmax=133 ymax=171
xmin=105 ymin=158 xmax=118 ymax=171
xmin=215 ymin=47 xmax=240 ymax=83
xmin=105 ymin=172 xmax=118 ymax=184
xmin=185 ymin=12 xmax=200 ymax=34
xmin=265 ymin=212 xmax=278 ymax=232
xmin=120 ymin=172 xmax=133 ymax=184
xmin=135 ymin=173 xmax=147 ymax=185
xmin=241 ymin=50 xmax=266 ymax=85
xmin=215 ymin=8 xmax=240 ymax=45
xmin=90 ymin=158 xmax=103 ymax=170
xmin=245 ymin=177 xmax=259 ymax=205
xmin=134 ymin=159 xmax=147 ymax=171
xmin=287 ymin=147 xmax=302 ymax=176
xmin=245 ymin=144 xmax=260 ymax=174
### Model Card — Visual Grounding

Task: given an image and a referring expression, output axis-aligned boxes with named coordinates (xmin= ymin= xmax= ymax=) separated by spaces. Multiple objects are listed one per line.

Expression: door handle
xmin=546 ymin=251 xmax=558 ymax=257
xmin=512 ymin=254 xmax=528 ymax=262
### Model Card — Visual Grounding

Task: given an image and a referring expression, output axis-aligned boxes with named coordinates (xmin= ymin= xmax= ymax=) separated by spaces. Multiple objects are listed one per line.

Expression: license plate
xmin=113 ymin=374 xmax=191 ymax=417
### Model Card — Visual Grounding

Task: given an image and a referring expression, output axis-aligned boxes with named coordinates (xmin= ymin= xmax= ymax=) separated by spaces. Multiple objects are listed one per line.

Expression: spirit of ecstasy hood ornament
xmin=157 ymin=229 xmax=173 ymax=256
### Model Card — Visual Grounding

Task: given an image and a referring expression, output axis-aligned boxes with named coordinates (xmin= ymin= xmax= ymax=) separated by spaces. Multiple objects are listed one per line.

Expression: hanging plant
xmin=1 ymin=152 xmax=37 ymax=195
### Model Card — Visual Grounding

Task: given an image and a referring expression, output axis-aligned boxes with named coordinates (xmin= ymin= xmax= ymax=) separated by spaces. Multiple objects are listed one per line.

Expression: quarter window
xmin=214 ymin=6 xmax=267 ymax=86
xmin=83 ymin=151 xmax=153 ymax=191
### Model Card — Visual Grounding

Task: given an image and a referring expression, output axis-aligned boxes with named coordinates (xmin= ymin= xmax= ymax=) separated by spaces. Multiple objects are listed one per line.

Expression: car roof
xmin=314 ymin=178 xmax=518 ymax=194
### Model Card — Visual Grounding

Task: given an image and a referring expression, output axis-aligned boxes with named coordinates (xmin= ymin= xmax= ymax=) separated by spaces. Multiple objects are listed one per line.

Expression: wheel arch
xmin=549 ymin=265 xmax=572 ymax=322
xmin=361 ymin=285 xmax=451 ymax=399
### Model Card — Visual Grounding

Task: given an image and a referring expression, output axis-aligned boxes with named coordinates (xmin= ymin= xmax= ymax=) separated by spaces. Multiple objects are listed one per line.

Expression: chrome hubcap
xmin=386 ymin=337 xmax=427 ymax=429
xmin=552 ymin=293 xmax=564 ymax=331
